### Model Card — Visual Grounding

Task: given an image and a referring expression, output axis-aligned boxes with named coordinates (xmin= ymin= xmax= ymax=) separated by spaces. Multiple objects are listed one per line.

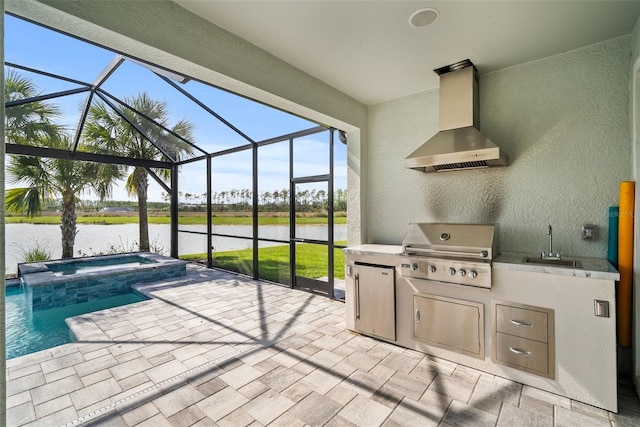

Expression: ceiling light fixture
xmin=409 ymin=8 xmax=439 ymax=28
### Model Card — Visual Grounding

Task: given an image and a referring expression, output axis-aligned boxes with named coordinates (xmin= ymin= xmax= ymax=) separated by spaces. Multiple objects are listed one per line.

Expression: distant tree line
xmin=43 ymin=199 xmax=173 ymax=212
xmin=159 ymin=188 xmax=347 ymax=212
xmin=43 ymin=187 xmax=347 ymax=214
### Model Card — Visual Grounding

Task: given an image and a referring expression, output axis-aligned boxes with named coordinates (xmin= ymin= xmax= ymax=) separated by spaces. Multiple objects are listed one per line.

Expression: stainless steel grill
xmin=400 ymin=223 xmax=499 ymax=289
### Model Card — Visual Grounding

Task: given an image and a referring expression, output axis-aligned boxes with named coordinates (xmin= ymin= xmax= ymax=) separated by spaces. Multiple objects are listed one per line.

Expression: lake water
xmin=5 ymin=223 xmax=346 ymax=274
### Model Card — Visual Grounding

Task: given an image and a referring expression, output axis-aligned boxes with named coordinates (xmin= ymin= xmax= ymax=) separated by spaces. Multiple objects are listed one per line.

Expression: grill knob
xmin=411 ymin=263 xmax=419 ymax=271
xmin=448 ymin=267 xmax=456 ymax=275
xmin=469 ymin=270 xmax=478 ymax=279
xmin=428 ymin=265 xmax=436 ymax=273
xmin=458 ymin=268 xmax=466 ymax=277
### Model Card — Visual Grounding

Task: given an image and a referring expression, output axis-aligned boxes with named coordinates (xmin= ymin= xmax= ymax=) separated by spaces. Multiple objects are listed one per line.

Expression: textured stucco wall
xmin=630 ymin=14 xmax=640 ymax=390
xmin=1 ymin=1 xmax=7 ymax=423
xmin=347 ymin=128 xmax=366 ymax=245
xmin=367 ymin=36 xmax=631 ymax=258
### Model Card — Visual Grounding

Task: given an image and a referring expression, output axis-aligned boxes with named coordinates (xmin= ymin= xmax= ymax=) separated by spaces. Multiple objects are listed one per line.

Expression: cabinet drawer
xmin=496 ymin=304 xmax=548 ymax=342
xmin=495 ymin=333 xmax=549 ymax=375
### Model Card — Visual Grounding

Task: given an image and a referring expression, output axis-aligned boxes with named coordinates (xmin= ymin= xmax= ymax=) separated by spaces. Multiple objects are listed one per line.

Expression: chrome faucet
xmin=541 ymin=225 xmax=561 ymax=259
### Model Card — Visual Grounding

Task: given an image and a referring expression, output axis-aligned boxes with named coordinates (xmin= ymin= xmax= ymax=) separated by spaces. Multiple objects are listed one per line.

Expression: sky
xmin=4 ymin=15 xmax=347 ymax=203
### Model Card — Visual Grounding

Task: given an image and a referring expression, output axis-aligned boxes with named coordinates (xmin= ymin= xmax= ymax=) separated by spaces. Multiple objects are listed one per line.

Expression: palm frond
xmin=90 ymin=161 xmax=125 ymax=200
xmin=5 ymin=187 xmax=45 ymax=217
xmin=83 ymin=92 xmax=195 ymax=167
xmin=125 ymin=171 xmax=138 ymax=197
xmin=6 ymin=154 xmax=53 ymax=190
xmin=5 ymin=69 xmax=63 ymax=144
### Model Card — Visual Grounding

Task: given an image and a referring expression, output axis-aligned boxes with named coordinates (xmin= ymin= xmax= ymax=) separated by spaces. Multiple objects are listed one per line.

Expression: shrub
xmin=18 ymin=241 xmax=52 ymax=263
xmin=77 ymin=235 xmax=166 ymax=257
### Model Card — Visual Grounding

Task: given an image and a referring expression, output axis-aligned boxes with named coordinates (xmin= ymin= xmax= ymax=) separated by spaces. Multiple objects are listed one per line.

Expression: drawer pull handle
xmin=415 ymin=309 xmax=421 ymax=324
xmin=509 ymin=346 xmax=533 ymax=357
xmin=510 ymin=319 xmax=533 ymax=327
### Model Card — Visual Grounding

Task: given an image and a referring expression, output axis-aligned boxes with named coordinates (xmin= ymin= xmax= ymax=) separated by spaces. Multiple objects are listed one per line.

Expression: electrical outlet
xmin=581 ymin=225 xmax=597 ymax=240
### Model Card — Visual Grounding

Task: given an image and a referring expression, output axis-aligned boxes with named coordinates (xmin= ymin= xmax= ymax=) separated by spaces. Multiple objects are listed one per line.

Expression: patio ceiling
xmin=174 ymin=1 xmax=640 ymax=105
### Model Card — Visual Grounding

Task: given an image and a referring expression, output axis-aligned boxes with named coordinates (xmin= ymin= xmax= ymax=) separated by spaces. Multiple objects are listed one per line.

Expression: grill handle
xmin=403 ymin=247 xmax=490 ymax=259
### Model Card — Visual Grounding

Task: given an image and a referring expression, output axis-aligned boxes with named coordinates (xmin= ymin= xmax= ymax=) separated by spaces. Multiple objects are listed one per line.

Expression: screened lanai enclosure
xmin=4 ymin=14 xmax=347 ymax=298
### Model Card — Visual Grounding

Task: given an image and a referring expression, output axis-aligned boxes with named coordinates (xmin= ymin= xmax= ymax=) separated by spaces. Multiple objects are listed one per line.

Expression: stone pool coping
xmin=18 ymin=252 xmax=185 ymax=286
xmin=18 ymin=252 xmax=187 ymax=311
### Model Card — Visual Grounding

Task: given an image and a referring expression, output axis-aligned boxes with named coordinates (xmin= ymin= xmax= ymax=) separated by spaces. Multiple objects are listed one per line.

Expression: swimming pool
xmin=47 ymin=255 xmax=155 ymax=276
xmin=19 ymin=252 xmax=186 ymax=311
xmin=5 ymin=284 xmax=147 ymax=359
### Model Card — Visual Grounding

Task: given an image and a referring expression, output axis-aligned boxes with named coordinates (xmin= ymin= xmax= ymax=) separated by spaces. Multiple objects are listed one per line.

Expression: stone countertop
xmin=343 ymin=244 xmax=403 ymax=256
xmin=494 ymin=252 xmax=620 ymax=281
xmin=343 ymin=245 xmax=620 ymax=281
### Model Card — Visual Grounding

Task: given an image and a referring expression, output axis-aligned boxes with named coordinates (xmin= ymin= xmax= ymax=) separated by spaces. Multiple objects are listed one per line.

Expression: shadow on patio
xmin=6 ymin=264 xmax=637 ymax=426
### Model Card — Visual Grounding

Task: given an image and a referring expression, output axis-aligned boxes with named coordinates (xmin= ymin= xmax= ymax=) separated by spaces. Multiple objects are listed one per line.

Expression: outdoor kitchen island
xmin=344 ymin=239 xmax=620 ymax=412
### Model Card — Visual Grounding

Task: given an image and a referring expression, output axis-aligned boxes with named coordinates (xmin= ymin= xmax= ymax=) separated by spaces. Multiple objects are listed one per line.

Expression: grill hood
xmin=405 ymin=59 xmax=508 ymax=172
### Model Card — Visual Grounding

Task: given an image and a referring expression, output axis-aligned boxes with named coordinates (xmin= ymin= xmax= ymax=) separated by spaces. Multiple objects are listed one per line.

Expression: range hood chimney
xmin=404 ymin=59 xmax=508 ymax=172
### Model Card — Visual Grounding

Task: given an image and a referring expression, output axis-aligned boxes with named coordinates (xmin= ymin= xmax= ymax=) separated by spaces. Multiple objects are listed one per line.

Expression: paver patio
xmin=6 ymin=264 xmax=640 ymax=426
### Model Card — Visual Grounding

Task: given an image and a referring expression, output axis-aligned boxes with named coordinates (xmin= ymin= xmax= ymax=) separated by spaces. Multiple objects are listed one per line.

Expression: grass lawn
xmin=180 ymin=242 xmax=346 ymax=283
xmin=11 ymin=210 xmax=348 ymax=286
xmin=6 ymin=215 xmax=346 ymax=226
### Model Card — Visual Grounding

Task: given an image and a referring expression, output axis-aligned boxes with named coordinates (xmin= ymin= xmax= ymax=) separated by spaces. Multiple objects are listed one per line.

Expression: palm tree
xmin=4 ymin=70 xmax=121 ymax=258
xmin=83 ymin=92 xmax=194 ymax=251
xmin=280 ymin=188 xmax=289 ymax=209
xmin=5 ymin=69 xmax=61 ymax=145
xmin=6 ymin=136 xmax=121 ymax=258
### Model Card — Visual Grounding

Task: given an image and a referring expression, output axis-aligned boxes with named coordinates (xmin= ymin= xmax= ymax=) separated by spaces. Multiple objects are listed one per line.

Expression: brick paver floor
xmin=6 ymin=264 xmax=640 ymax=426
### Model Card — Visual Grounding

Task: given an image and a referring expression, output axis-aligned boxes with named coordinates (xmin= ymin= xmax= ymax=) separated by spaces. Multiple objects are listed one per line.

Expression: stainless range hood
xmin=405 ymin=59 xmax=508 ymax=172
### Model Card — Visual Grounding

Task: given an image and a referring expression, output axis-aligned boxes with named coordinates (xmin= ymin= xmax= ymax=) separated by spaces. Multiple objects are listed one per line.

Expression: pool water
xmin=47 ymin=255 xmax=155 ymax=276
xmin=5 ymin=285 xmax=147 ymax=359
xmin=51 ymin=261 xmax=150 ymax=276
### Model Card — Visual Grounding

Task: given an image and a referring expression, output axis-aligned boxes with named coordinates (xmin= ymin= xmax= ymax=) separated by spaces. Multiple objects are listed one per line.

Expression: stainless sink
xmin=524 ymin=257 xmax=582 ymax=268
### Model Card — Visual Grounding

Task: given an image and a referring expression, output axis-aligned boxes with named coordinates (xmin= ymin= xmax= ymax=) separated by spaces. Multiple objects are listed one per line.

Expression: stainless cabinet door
xmin=413 ymin=294 xmax=484 ymax=358
xmin=354 ymin=264 xmax=396 ymax=341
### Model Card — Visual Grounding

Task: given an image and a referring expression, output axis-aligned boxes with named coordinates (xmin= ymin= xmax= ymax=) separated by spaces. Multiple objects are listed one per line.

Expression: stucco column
xmin=347 ymin=129 xmax=366 ymax=245
xmin=1 ymin=0 xmax=8 ymax=423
